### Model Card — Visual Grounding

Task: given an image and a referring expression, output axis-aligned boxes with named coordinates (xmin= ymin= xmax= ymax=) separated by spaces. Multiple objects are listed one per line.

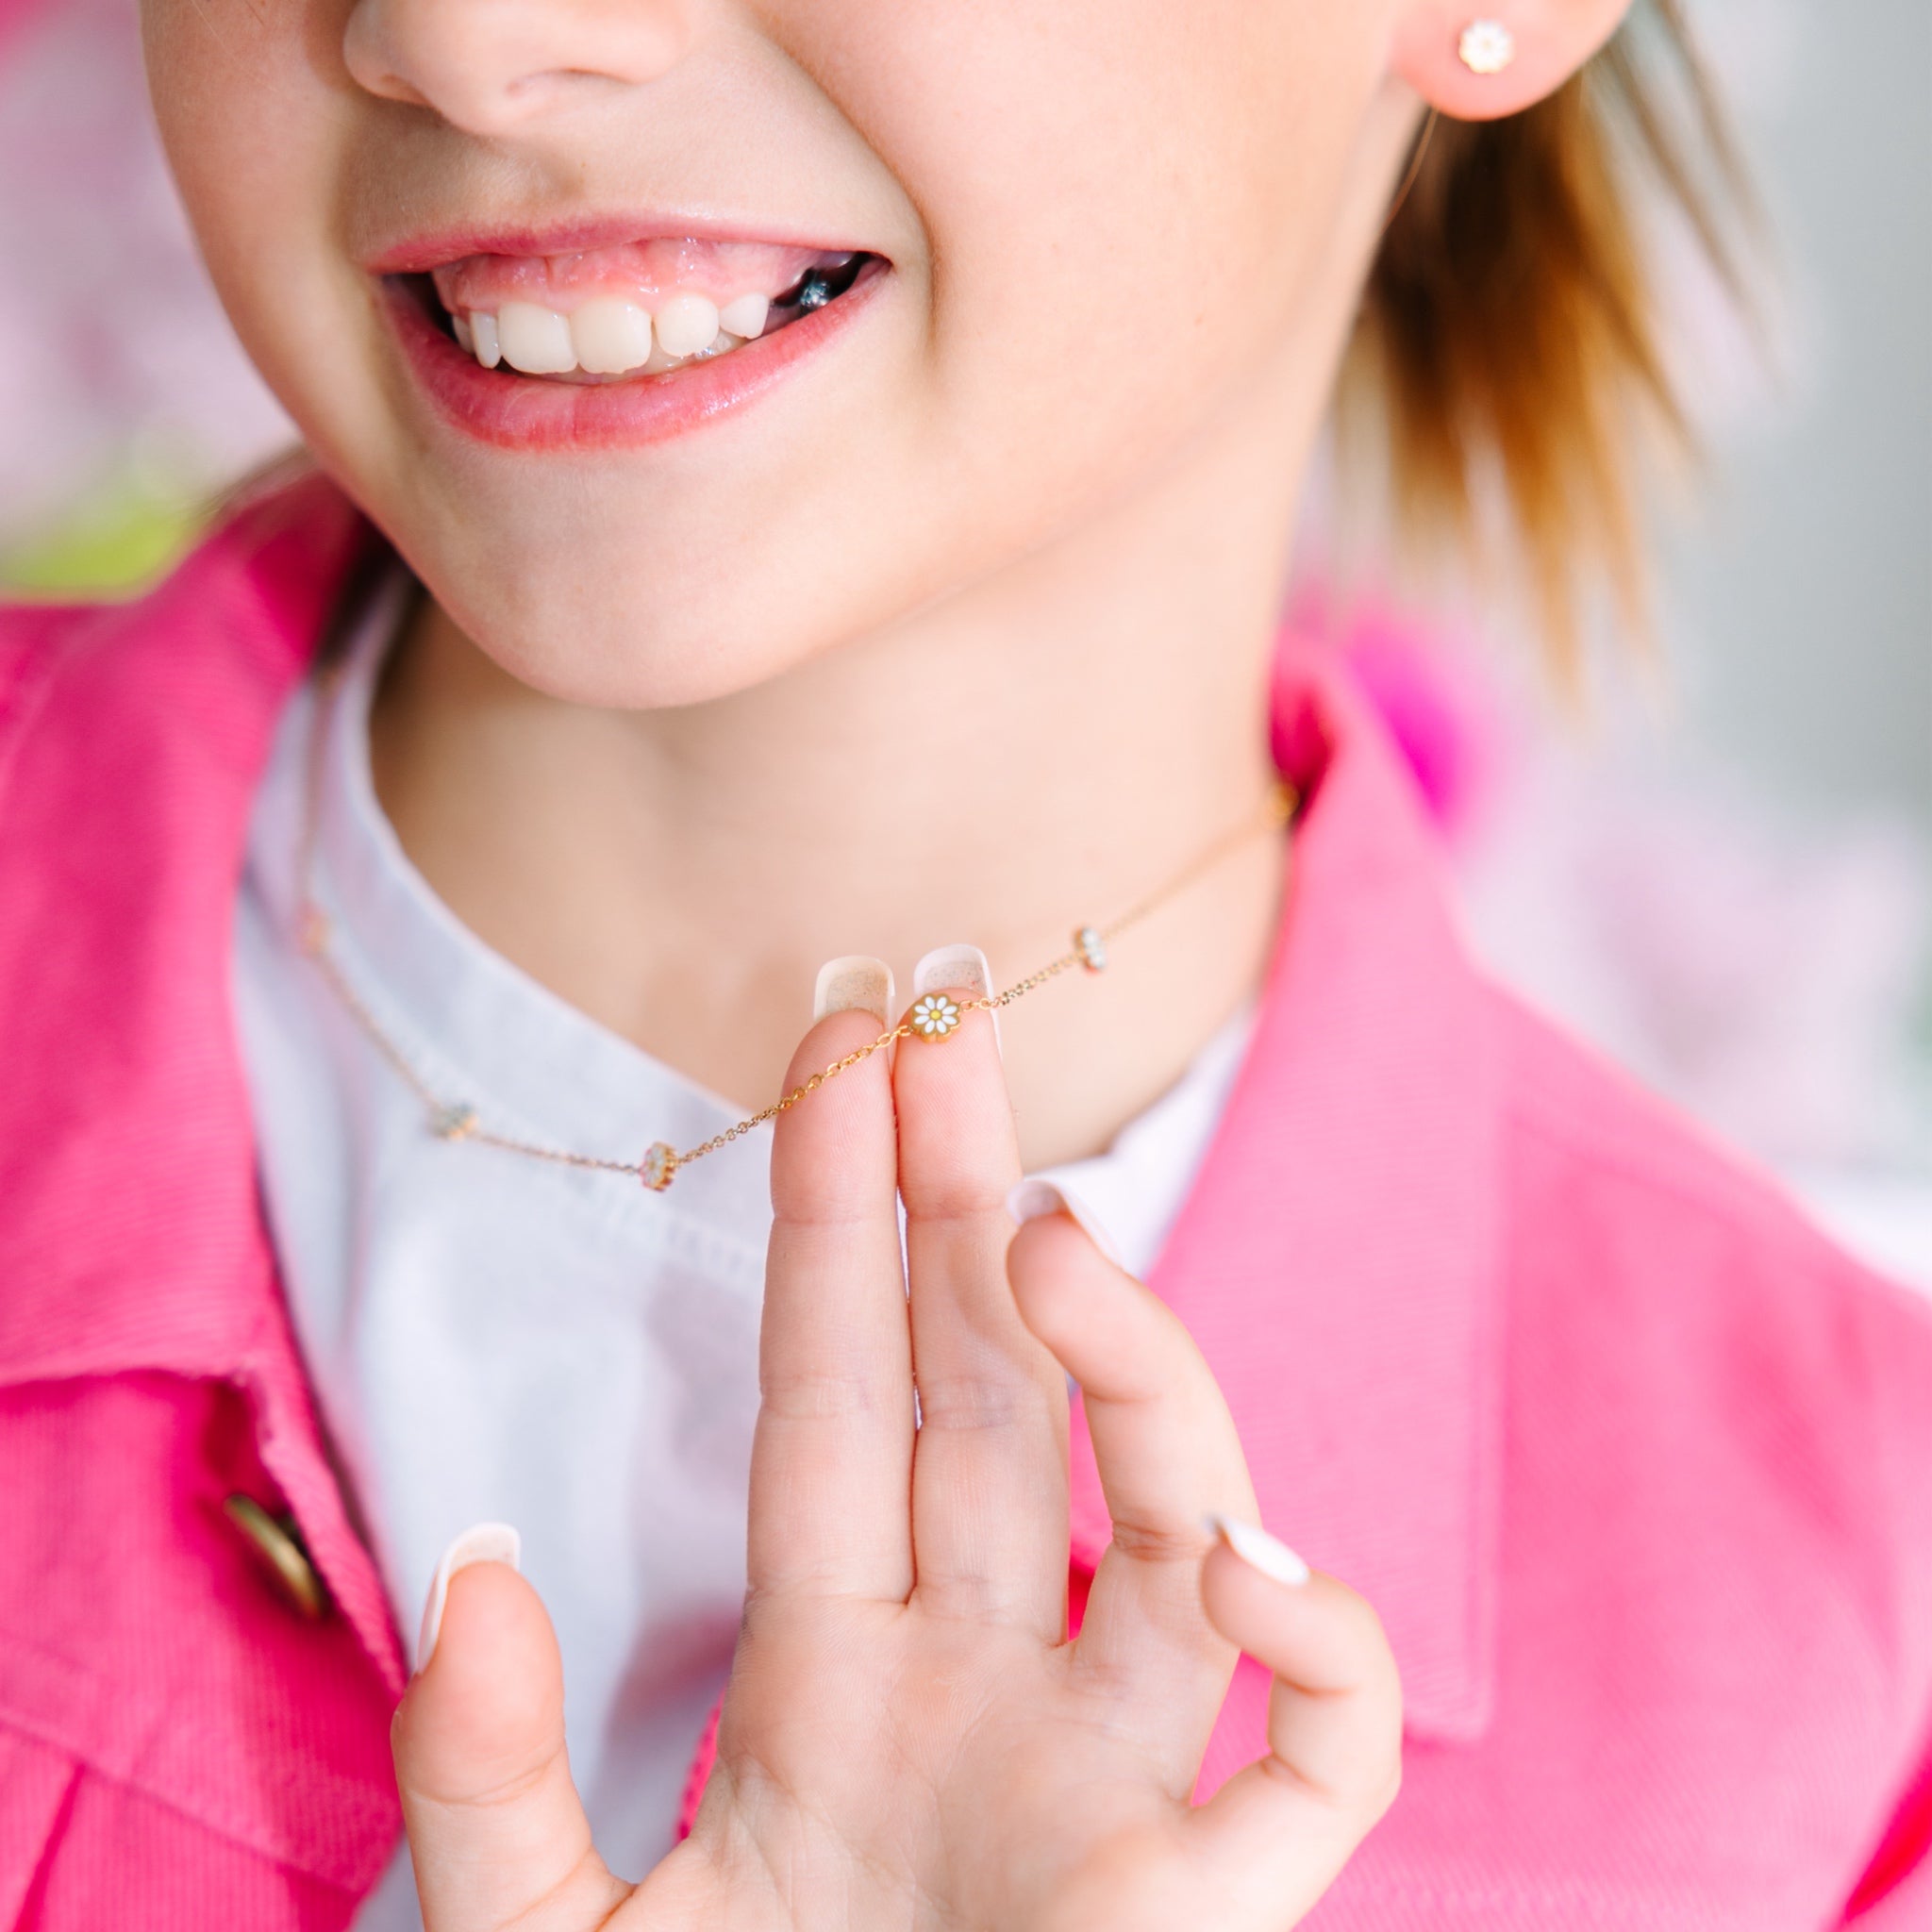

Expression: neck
xmin=371 ymin=377 xmax=1312 ymax=1169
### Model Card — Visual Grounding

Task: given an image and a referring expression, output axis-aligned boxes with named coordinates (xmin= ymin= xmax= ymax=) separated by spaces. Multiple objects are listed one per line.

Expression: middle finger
xmin=895 ymin=958 xmax=1069 ymax=1638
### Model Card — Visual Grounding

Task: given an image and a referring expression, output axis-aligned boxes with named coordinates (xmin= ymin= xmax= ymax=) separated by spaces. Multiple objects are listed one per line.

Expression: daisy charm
xmin=909 ymin=993 xmax=963 ymax=1040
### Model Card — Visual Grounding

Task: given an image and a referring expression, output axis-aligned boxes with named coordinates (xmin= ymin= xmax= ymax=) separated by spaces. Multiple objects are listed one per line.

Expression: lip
xmin=364 ymin=214 xmax=872 ymax=276
xmin=380 ymin=258 xmax=888 ymax=453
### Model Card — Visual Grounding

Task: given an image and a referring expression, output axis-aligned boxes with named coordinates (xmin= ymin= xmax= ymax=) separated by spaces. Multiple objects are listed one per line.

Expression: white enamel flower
xmin=910 ymin=993 xmax=962 ymax=1040
xmin=1457 ymin=19 xmax=1515 ymax=75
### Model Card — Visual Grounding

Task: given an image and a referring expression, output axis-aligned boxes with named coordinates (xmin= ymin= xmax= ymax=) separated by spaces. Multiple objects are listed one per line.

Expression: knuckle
xmin=1106 ymin=1518 xmax=1213 ymax=1567
xmin=912 ymin=1377 xmax=1043 ymax=1434
xmin=758 ymin=1363 xmax=884 ymax=1421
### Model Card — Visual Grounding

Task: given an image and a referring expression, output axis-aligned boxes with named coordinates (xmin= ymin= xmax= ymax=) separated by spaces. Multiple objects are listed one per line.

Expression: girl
xmin=1 ymin=1 xmax=1926 ymax=1927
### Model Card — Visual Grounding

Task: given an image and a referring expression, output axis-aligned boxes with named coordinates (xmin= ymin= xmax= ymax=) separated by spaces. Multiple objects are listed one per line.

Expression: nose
xmin=343 ymin=0 xmax=691 ymax=136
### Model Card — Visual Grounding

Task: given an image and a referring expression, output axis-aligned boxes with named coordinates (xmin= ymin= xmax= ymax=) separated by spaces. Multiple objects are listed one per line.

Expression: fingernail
xmin=913 ymin=943 xmax=998 ymax=1051
xmin=912 ymin=942 xmax=991 ymax=1000
xmin=813 ymin=954 xmax=895 ymax=1024
xmin=1205 ymin=1513 xmax=1311 ymax=1589
xmin=1006 ymin=1174 xmax=1126 ymax=1272
xmin=417 ymin=1522 xmax=521 ymax=1671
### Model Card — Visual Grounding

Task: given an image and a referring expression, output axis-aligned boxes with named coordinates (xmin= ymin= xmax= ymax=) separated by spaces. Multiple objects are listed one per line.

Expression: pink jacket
xmin=2 ymin=481 xmax=1929 ymax=1929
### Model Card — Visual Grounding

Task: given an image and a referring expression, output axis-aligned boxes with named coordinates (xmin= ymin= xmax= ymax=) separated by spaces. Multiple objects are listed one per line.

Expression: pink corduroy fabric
xmin=2 ymin=484 xmax=1929 ymax=1929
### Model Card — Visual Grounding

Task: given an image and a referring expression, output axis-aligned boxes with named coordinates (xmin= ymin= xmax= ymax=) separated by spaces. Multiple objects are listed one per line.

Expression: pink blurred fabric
xmin=0 ymin=0 xmax=45 ymax=57
xmin=0 ymin=0 xmax=292 ymax=548
xmin=1 ymin=482 xmax=1929 ymax=1927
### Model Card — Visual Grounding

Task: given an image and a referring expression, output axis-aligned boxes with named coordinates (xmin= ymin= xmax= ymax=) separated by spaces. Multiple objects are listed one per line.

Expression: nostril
xmin=370 ymin=69 xmax=435 ymax=109
xmin=341 ymin=8 xmax=425 ymax=106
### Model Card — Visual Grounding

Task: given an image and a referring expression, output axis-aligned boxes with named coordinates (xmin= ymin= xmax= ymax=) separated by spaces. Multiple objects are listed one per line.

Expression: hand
xmin=391 ymin=992 xmax=1402 ymax=1930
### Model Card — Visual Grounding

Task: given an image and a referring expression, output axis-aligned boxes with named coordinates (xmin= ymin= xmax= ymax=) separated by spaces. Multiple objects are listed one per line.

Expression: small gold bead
xmin=431 ymin=1104 xmax=478 ymax=1141
xmin=641 ymin=1141 xmax=678 ymax=1191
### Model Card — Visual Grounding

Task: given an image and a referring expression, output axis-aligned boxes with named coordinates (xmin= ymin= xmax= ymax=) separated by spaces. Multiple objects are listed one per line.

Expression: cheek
xmin=144 ymin=2 xmax=396 ymax=480
xmin=801 ymin=0 xmax=1386 ymax=502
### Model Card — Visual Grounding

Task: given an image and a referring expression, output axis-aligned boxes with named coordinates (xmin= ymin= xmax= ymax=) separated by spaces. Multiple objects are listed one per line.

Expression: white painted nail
xmin=912 ymin=942 xmax=999 ymax=1051
xmin=813 ymin=954 xmax=895 ymax=1024
xmin=1006 ymin=1175 xmax=1127 ymax=1272
xmin=416 ymin=1522 xmax=521 ymax=1671
xmin=1205 ymin=1513 xmax=1311 ymax=1589
xmin=912 ymin=942 xmax=991 ymax=999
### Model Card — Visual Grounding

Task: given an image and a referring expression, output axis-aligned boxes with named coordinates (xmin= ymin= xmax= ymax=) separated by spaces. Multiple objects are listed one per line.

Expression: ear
xmin=1390 ymin=0 xmax=1635 ymax=123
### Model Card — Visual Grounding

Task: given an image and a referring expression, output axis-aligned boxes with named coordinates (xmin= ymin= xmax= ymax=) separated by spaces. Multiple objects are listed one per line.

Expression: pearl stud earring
xmin=1457 ymin=19 xmax=1516 ymax=75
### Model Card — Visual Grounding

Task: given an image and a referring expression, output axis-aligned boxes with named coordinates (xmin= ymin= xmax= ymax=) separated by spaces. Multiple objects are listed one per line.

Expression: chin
xmin=404 ymin=540 xmax=837 ymax=712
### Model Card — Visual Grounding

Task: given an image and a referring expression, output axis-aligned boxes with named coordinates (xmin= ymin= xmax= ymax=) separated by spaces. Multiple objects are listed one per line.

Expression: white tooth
xmin=718 ymin=292 xmax=769 ymax=341
xmin=497 ymin=302 xmax=576 ymax=375
xmin=653 ymin=293 xmax=721 ymax=359
xmin=570 ymin=297 xmax=653 ymax=375
xmin=471 ymin=312 xmax=502 ymax=370
xmin=451 ymin=311 xmax=475 ymax=355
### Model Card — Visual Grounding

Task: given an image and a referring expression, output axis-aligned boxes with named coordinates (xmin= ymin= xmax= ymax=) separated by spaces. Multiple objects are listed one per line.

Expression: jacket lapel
xmin=1069 ymin=645 xmax=1506 ymax=1762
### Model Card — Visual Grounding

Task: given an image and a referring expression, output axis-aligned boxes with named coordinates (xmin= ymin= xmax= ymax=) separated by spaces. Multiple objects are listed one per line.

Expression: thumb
xmin=391 ymin=1525 xmax=630 ymax=1932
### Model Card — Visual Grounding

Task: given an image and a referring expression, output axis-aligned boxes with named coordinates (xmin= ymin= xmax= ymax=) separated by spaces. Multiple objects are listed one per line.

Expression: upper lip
xmin=362 ymin=212 xmax=876 ymax=276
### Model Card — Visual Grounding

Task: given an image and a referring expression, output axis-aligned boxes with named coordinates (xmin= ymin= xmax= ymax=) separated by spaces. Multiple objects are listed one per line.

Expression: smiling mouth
xmin=393 ymin=235 xmax=879 ymax=384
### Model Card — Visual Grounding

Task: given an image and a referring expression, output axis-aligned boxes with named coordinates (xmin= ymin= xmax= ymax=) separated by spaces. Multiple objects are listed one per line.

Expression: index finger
xmin=748 ymin=1006 xmax=915 ymax=1605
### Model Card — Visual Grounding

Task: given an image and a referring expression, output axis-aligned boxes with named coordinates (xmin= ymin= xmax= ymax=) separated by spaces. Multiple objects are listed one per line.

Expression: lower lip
xmin=381 ymin=264 xmax=886 ymax=452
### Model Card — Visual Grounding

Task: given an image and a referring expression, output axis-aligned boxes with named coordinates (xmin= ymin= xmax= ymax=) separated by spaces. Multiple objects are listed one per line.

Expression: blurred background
xmin=2 ymin=0 xmax=1926 ymax=1284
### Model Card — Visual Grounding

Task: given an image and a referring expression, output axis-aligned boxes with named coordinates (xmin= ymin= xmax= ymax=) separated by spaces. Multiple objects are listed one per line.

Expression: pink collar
xmin=0 ymin=481 xmax=1502 ymax=1740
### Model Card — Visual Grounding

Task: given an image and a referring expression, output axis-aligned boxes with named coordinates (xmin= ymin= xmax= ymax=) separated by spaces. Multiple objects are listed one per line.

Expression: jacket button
xmin=224 ymin=1493 xmax=330 ymax=1619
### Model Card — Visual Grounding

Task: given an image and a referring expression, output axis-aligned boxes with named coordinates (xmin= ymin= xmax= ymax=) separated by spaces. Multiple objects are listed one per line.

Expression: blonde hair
xmin=1347 ymin=0 xmax=1755 ymax=665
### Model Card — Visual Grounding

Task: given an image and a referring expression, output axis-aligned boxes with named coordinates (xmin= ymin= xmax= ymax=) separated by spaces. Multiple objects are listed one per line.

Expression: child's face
xmin=145 ymin=0 xmax=1408 ymax=706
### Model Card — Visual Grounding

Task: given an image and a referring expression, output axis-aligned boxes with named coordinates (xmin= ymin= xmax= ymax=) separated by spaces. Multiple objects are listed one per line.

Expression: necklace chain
xmin=298 ymin=665 xmax=1294 ymax=1192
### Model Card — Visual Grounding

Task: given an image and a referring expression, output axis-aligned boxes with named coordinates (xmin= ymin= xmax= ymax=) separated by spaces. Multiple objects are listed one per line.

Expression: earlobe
xmin=1390 ymin=0 xmax=1635 ymax=124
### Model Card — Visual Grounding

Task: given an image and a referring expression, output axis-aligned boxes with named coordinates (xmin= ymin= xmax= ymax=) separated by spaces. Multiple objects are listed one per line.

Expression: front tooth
xmin=718 ymin=292 xmax=769 ymax=341
xmin=471 ymin=312 xmax=502 ymax=369
xmin=497 ymin=302 xmax=576 ymax=375
xmin=571 ymin=297 xmax=653 ymax=375
xmin=451 ymin=311 xmax=475 ymax=355
xmin=653 ymin=293 xmax=721 ymax=359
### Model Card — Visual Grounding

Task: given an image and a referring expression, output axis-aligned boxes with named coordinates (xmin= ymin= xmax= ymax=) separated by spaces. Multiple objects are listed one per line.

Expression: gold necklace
xmin=296 ymin=668 xmax=1294 ymax=1192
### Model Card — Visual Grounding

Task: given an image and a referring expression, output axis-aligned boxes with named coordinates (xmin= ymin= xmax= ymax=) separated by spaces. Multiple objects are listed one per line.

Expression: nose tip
xmin=342 ymin=0 xmax=689 ymax=137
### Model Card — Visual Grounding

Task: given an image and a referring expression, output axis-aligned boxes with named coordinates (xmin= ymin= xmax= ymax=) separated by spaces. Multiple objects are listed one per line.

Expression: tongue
xmin=431 ymin=238 xmax=827 ymax=316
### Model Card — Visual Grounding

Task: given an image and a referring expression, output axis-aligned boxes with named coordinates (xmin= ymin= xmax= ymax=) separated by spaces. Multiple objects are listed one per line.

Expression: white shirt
xmin=231 ymin=587 xmax=1250 ymax=1926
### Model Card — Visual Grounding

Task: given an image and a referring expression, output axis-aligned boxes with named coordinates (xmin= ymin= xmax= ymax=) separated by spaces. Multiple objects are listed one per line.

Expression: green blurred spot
xmin=1 ymin=484 xmax=207 ymax=599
